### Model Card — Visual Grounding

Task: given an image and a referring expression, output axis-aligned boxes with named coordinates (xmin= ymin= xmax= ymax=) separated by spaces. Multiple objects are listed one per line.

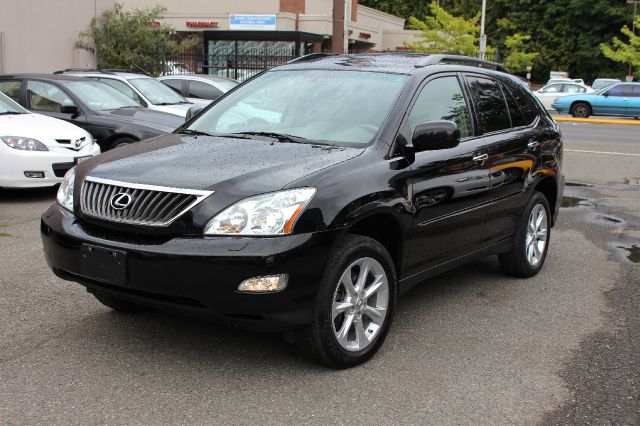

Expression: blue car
xmin=552 ymin=82 xmax=640 ymax=118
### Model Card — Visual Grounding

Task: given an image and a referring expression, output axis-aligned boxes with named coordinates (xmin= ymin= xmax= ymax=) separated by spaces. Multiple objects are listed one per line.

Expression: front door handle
xmin=472 ymin=153 xmax=488 ymax=162
xmin=528 ymin=140 xmax=540 ymax=149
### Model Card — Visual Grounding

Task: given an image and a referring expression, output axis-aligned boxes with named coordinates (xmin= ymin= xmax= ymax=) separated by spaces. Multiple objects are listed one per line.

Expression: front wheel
xmin=499 ymin=191 xmax=551 ymax=278
xmin=296 ymin=235 xmax=397 ymax=368
xmin=571 ymin=102 xmax=591 ymax=118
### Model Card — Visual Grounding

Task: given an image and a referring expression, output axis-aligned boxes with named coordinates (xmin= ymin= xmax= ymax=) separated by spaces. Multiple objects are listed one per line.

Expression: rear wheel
xmin=571 ymin=102 xmax=591 ymax=118
xmin=92 ymin=290 xmax=149 ymax=313
xmin=499 ymin=191 xmax=551 ymax=278
xmin=296 ymin=235 xmax=396 ymax=368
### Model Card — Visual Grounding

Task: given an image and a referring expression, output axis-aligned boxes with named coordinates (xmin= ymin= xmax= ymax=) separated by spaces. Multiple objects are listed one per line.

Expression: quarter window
xmin=541 ymin=84 xmax=562 ymax=93
xmin=466 ymin=76 xmax=511 ymax=134
xmin=26 ymin=81 xmax=75 ymax=112
xmin=408 ymin=76 xmax=471 ymax=139
xmin=503 ymin=79 xmax=540 ymax=126
xmin=162 ymin=79 xmax=183 ymax=94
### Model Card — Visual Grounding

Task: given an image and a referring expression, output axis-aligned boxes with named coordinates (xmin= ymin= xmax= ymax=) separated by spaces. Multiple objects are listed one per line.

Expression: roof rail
xmin=53 ymin=68 xmax=100 ymax=74
xmin=287 ymin=53 xmax=335 ymax=64
xmin=415 ymin=54 xmax=508 ymax=73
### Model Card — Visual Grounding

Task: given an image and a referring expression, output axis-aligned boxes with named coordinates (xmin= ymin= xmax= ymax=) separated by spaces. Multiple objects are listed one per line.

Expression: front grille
xmin=80 ymin=177 xmax=213 ymax=227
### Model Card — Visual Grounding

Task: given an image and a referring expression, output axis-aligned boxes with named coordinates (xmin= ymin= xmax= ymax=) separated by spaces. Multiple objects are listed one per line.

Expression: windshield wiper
xmin=156 ymin=102 xmax=189 ymax=106
xmin=177 ymin=129 xmax=251 ymax=139
xmin=235 ymin=131 xmax=312 ymax=144
xmin=0 ymin=111 xmax=25 ymax=115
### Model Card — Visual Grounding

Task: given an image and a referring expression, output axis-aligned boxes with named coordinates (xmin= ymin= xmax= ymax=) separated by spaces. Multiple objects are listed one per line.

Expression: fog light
xmin=238 ymin=274 xmax=288 ymax=293
xmin=24 ymin=171 xmax=45 ymax=178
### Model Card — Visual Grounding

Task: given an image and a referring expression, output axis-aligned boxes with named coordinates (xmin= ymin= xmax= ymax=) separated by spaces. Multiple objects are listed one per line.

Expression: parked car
xmin=41 ymin=54 xmax=563 ymax=368
xmin=546 ymin=78 xmax=585 ymax=86
xmin=158 ymin=74 xmax=239 ymax=104
xmin=534 ymin=82 xmax=594 ymax=109
xmin=54 ymin=69 xmax=194 ymax=117
xmin=591 ymin=78 xmax=621 ymax=91
xmin=552 ymin=82 xmax=640 ymax=118
xmin=0 ymin=74 xmax=184 ymax=150
xmin=0 ymin=91 xmax=99 ymax=188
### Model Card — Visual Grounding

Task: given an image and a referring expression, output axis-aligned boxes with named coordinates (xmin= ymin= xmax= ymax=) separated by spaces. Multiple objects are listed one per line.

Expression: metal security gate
xmin=204 ymin=40 xmax=296 ymax=81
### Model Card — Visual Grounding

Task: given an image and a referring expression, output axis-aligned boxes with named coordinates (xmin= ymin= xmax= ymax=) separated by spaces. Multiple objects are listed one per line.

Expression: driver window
xmin=408 ymin=76 xmax=471 ymax=138
xmin=27 ymin=81 xmax=75 ymax=112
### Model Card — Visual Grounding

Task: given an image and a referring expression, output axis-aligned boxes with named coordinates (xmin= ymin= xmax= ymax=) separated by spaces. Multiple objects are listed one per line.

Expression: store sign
xmin=186 ymin=21 xmax=219 ymax=28
xmin=229 ymin=14 xmax=276 ymax=31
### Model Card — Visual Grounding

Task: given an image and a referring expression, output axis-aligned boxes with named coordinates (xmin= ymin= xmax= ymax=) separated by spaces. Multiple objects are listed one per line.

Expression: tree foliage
xmin=404 ymin=2 xmax=481 ymax=56
xmin=600 ymin=16 xmax=640 ymax=75
xmin=362 ymin=0 xmax=634 ymax=83
xmin=76 ymin=3 xmax=198 ymax=76
xmin=503 ymin=33 xmax=538 ymax=73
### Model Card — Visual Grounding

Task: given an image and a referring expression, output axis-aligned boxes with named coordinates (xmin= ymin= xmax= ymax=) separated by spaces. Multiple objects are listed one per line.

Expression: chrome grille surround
xmin=80 ymin=176 xmax=213 ymax=227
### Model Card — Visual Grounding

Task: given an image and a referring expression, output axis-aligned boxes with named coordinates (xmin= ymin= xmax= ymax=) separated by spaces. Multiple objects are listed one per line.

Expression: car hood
xmin=80 ymin=133 xmax=364 ymax=194
xmin=149 ymin=103 xmax=193 ymax=118
xmin=0 ymin=113 xmax=89 ymax=143
xmin=96 ymin=108 xmax=184 ymax=133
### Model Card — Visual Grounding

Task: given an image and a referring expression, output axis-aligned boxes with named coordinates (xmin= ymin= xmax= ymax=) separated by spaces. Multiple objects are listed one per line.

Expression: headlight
xmin=56 ymin=168 xmax=76 ymax=212
xmin=204 ymin=188 xmax=316 ymax=236
xmin=1 ymin=136 xmax=48 ymax=151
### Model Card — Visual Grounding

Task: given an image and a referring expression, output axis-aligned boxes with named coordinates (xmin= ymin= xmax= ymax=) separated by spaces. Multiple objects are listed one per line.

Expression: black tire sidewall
xmin=571 ymin=103 xmax=590 ymax=118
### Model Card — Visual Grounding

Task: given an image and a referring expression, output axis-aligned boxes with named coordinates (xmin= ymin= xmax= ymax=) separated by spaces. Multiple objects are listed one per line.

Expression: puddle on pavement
xmin=561 ymin=196 xmax=588 ymax=207
xmin=618 ymin=245 xmax=640 ymax=263
xmin=596 ymin=215 xmax=624 ymax=225
xmin=565 ymin=182 xmax=592 ymax=187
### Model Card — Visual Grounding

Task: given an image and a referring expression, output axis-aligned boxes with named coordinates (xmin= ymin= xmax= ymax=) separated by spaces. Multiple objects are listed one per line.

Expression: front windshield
xmin=64 ymin=81 xmax=141 ymax=111
xmin=217 ymin=80 xmax=238 ymax=91
xmin=0 ymin=92 xmax=28 ymax=114
xmin=188 ymin=70 xmax=408 ymax=145
xmin=129 ymin=78 xmax=188 ymax=105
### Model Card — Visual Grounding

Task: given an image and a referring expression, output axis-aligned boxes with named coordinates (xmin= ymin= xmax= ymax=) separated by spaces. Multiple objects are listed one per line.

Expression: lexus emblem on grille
xmin=110 ymin=193 xmax=133 ymax=210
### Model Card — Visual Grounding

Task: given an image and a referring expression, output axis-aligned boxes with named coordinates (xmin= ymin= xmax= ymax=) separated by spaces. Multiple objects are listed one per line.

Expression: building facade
xmin=0 ymin=0 xmax=420 ymax=74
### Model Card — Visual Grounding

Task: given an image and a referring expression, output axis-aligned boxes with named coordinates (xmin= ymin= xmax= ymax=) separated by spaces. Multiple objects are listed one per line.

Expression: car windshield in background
xmin=0 ymin=93 xmax=28 ymax=114
xmin=129 ymin=78 xmax=188 ymax=105
xmin=188 ymin=70 xmax=408 ymax=146
xmin=217 ymin=80 xmax=239 ymax=91
xmin=64 ymin=81 xmax=142 ymax=111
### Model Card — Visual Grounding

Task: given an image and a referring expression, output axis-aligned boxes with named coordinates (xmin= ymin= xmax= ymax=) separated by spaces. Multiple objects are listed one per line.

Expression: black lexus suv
xmin=41 ymin=54 xmax=563 ymax=368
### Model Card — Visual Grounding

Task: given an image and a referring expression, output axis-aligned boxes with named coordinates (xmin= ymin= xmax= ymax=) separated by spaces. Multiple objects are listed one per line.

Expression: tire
xmin=571 ymin=102 xmax=591 ymax=118
xmin=92 ymin=290 xmax=149 ymax=313
xmin=499 ymin=191 xmax=551 ymax=278
xmin=110 ymin=137 xmax=136 ymax=150
xmin=295 ymin=234 xmax=397 ymax=369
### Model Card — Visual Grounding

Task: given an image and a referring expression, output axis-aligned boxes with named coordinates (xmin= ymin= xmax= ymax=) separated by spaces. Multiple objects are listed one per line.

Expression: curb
xmin=553 ymin=117 xmax=640 ymax=126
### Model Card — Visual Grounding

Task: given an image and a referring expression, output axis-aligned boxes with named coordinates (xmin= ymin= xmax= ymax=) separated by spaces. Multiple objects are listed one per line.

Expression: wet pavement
xmin=0 ymin=122 xmax=639 ymax=424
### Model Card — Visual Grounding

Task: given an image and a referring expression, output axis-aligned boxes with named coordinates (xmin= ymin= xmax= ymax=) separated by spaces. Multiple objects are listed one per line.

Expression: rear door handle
xmin=472 ymin=153 xmax=488 ymax=162
xmin=528 ymin=140 xmax=540 ymax=149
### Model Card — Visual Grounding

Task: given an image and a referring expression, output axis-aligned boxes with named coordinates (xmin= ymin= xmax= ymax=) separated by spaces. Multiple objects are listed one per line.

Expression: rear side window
xmin=503 ymin=79 xmax=540 ymax=125
xmin=187 ymin=81 xmax=224 ymax=100
xmin=501 ymin=83 xmax=526 ymax=127
xmin=466 ymin=76 xmax=510 ymax=134
xmin=408 ymin=75 xmax=471 ymax=138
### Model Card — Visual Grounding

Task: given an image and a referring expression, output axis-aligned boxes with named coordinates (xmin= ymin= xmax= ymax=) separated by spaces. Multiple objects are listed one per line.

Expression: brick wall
xmin=280 ymin=0 xmax=305 ymax=14
xmin=352 ymin=0 xmax=357 ymax=22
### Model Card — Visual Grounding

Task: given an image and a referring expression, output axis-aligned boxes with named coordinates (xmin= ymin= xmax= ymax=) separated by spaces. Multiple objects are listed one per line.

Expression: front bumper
xmin=41 ymin=203 xmax=338 ymax=332
xmin=0 ymin=144 xmax=100 ymax=188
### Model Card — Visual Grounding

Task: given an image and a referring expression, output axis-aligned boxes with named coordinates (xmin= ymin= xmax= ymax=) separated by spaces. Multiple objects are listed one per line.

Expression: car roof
xmin=159 ymin=74 xmax=238 ymax=84
xmin=0 ymin=73 xmax=91 ymax=82
xmin=275 ymin=53 xmax=510 ymax=77
xmin=55 ymin=70 xmax=151 ymax=80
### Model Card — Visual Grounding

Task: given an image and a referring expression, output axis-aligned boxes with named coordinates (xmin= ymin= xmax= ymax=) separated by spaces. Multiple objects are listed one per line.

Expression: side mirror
xmin=603 ymin=92 xmax=609 ymax=97
xmin=61 ymin=105 xmax=79 ymax=116
xmin=412 ymin=121 xmax=460 ymax=152
xmin=185 ymin=105 xmax=203 ymax=121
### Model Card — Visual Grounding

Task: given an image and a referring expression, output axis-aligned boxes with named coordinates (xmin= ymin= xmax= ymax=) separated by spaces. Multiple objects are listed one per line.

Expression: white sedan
xmin=0 ymin=92 xmax=100 ymax=188
xmin=534 ymin=82 xmax=595 ymax=110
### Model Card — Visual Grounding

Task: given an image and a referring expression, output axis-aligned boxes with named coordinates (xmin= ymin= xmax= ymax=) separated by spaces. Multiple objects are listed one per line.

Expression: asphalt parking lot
xmin=1 ymin=122 xmax=639 ymax=424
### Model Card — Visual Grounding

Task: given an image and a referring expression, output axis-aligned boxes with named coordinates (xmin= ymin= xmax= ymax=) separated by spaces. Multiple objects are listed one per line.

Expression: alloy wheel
xmin=331 ymin=257 xmax=389 ymax=352
xmin=526 ymin=204 xmax=548 ymax=266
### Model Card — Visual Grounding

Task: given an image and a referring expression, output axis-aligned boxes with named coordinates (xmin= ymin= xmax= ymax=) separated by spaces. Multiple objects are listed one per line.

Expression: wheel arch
xmin=570 ymin=100 xmax=592 ymax=113
xmin=105 ymin=133 xmax=139 ymax=149
xmin=533 ymin=176 xmax=558 ymax=226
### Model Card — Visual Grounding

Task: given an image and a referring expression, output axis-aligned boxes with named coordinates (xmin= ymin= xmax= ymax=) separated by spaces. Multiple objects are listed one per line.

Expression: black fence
xmin=156 ymin=47 xmax=295 ymax=81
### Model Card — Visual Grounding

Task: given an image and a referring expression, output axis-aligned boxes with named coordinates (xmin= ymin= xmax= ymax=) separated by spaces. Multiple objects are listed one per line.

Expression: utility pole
xmin=628 ymin=0 xmax=639 ymax=79
xmin=479 ymin=0 xmax=487 ymax=60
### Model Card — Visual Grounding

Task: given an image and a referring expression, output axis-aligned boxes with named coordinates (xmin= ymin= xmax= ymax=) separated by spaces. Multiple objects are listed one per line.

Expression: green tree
xmin=76 ymin=3 xmax=198 ymax=76
xmin=600 ymin=16 xmax=640 ymax=75
xmin=503 ymin=33 xmax=538 ymax=73
xmin=404 ymin=2 xmax=481 ymax=56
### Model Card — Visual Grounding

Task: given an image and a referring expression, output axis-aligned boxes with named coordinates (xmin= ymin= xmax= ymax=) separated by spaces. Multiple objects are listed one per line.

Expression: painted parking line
xmin=554 ymin=117 xmax=640 ymax=126
xmin=565 ymin=149 xmax=640 ymax=157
